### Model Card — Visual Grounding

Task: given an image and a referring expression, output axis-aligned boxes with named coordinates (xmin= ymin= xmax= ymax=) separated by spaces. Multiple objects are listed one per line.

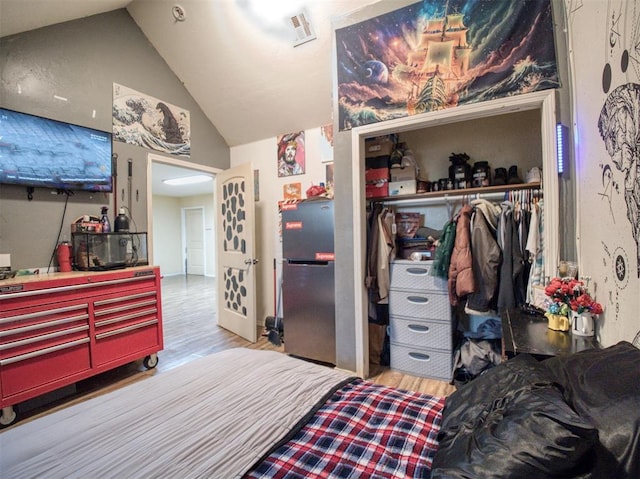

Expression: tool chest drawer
xmin=0 ymin=339 xmax=91 ymax=398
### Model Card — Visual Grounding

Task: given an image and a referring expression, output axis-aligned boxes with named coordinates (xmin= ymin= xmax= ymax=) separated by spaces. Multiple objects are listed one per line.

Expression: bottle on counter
xmin=114 ymin=208 xmax=130 ymax=232
xmin=100 ymin=206 xmax=111 ymax=233
xmin=56 ymin=242 xmax=73 ymax=272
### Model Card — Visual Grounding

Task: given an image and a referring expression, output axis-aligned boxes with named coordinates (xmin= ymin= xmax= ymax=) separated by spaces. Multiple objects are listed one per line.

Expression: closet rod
xmin=380 ymin=190 xmax=509 ymax=207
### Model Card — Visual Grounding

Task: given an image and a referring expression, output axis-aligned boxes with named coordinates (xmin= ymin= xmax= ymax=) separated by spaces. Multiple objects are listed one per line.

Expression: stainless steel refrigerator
xmin=282 ymin=199 xmax=336 ymax=365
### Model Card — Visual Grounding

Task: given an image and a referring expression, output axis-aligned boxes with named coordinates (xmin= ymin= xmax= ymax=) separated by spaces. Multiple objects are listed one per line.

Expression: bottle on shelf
xmin=493 ymin=167 xmax=507 ymax=186
xmin=100 ymin=206 xmax=111 ymax=233
xmin=448 ymin=152 xmax=471 ymax=189
xmin=472 ymin=161 xmax=491 ymax=187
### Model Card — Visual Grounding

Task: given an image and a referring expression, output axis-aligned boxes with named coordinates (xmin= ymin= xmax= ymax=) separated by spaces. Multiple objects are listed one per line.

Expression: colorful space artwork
xmin=336 ymin=0 xmax=559 ymax=131
xmin=112 ymin=83 xmax=191 ymax=157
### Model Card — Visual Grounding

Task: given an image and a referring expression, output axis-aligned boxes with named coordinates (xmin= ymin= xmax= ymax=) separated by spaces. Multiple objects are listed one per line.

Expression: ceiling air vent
xmin=289 ymin=11 xmax=316 ymax=47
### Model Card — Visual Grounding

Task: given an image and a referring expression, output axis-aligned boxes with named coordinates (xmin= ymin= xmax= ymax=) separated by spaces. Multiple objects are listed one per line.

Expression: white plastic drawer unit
xmin=389 ymin=316 xmax=451 ymax=351
xmin=390 ymin=260 xmax=447 ymax=292
xmin=388 ymin=289 xmax=451 ymax=321
xmin=390 ymin=343 xmax=452 ymax=381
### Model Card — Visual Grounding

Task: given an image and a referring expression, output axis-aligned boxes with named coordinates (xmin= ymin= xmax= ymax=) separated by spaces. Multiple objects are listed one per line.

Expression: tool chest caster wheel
xmin=1 ymin=406 xmax=17 ymax=428
xmin=143 ymin=353 xmax=159 ymax=369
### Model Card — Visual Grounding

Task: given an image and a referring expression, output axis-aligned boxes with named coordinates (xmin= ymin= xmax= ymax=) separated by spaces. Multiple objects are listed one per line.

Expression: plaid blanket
xmin=246 ymin=379 xmax=445 ymax=478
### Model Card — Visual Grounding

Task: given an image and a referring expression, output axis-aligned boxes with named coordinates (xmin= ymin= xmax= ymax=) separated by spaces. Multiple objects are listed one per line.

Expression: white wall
xmin=566 ymin=0 xmax=640 ymax=346
xmin=180 ymin=193 xmax=216 ymax=276
xmin=152 ymin=193 xmax=216 ymax=277
xmin=230 ymin=127 xmax=332 ymax=324
xmin=152 ymin=195 xmax=183 ymax=275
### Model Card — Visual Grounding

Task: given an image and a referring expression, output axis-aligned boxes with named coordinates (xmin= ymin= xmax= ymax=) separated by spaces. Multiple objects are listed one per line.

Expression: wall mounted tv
xmin=0 ymin=108 xmax=113 ymax=192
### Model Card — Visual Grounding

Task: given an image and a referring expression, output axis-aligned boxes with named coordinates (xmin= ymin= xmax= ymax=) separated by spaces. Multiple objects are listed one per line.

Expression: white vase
xmin=571 ymin=311 xmax=595 ymax=336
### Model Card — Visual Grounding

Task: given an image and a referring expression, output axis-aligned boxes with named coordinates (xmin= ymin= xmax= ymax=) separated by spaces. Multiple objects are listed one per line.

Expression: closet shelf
xmin=371 ymin=182 xmax=541 ymax=206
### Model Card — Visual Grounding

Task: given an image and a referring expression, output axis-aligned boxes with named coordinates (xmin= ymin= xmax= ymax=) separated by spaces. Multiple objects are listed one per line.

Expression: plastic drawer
xmin=390 ymin=316 xmax=451 ymax=350
xmin=389 ymin=289 xmax=451 ymax=321
xmin=390 ymin=260 xmax=447 ymax=292
xmin=390 ymin=342 xmax=452 ymax=381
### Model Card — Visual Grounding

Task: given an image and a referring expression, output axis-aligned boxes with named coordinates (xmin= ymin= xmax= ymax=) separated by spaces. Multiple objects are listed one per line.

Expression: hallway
xmin=159 ymin=274 xmax=283 ymax=370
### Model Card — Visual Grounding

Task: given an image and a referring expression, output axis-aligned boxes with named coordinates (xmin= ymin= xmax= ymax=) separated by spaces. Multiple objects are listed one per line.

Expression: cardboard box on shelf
xmin=365 ymin=134 xmax=397 ymax=158
xmin=390 ymin=164 xmax=416 ymax=182
xmin=388 ymin=180 xmax=416 ymax=196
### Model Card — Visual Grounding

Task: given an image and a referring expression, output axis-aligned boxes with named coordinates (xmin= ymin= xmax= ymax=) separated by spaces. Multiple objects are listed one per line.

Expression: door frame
xmin=146 ymin=153 xmax=221 ymax=271
xmin=350 ymin=90 xmax=559 ymax=378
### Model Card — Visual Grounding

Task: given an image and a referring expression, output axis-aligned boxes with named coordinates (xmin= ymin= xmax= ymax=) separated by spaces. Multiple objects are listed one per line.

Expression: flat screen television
xmin=0 ymin=107 xmax=113 ymax=192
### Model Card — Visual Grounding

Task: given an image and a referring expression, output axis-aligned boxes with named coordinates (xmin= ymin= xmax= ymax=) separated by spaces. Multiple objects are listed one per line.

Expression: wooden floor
xmin=7 ymin=274 xmax=454 ymax=429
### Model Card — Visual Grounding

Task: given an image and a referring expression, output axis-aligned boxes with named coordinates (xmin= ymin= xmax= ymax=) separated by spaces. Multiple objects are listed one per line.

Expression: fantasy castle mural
xmin=336 ymin=0 xmax=559 ymax=131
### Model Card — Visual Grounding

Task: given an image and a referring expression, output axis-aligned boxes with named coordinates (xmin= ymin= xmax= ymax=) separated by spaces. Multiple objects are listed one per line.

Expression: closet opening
xmin=350 ymin=89 xmax=559 ymax=379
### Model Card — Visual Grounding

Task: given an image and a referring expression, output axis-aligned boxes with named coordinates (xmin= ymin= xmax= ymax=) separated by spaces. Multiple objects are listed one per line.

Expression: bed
xmin=1 ymin=342 xmax=639 ymax=478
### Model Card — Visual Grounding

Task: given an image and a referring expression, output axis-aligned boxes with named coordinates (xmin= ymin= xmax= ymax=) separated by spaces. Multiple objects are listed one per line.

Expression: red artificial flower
xmin=544 ymin=277 xmax=603 ymax=315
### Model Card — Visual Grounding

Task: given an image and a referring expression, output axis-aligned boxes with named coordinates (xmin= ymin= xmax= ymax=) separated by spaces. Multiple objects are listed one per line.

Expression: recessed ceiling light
xmin=164 ymin=175 xmax=212 ymax=186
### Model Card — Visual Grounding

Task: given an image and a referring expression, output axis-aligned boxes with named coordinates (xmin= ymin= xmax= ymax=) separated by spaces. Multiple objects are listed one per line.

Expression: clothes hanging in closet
xmin=447 ymin=204 xmax=475 ymax=306
xmin=365 ymin=203 xmax=394 ymax=324
xmin=376 ymin=207 xmax=395 ymax=304
xmin=497 ymin=201 xmax=525 ymax=311
xmin=365 ymin=203 xmax=383 ymax=294
xmin=516 ymin=205 xmax=531 ymax=305
xmin=464 ymin=199 xmax=502 ymax=315
xmin=526 ymin=199 xmax=545 ymax=304
xmin=431 ymin=217 xmax=456 ymax=280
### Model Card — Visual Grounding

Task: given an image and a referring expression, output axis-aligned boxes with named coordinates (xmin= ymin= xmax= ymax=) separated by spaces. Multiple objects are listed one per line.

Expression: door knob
xmin=244 ymin=258 xmax=259 ymax=265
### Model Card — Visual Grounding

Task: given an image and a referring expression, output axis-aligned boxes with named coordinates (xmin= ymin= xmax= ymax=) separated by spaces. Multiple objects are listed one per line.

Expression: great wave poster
xmin=336 ymin=0 xmax=559 ymax=130
xmin=112 ymin=83 xmax=191 ymax=158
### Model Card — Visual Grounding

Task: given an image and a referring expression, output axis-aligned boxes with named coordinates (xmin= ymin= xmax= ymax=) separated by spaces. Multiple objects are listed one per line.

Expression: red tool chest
xmin=0 ymin=267 xmax=163 ymax=426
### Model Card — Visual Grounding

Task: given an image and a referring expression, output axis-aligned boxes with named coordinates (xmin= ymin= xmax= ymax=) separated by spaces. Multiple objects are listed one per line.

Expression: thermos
xmin=57 ymin=242 xmax=72 ymax=272
xmin=114 ymin=208 xmax=130 ymax=232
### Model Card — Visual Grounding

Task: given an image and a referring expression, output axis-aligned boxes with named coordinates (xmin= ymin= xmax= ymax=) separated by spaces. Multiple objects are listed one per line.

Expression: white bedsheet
xmin=0 ymin=348 xmax=352 ymax=478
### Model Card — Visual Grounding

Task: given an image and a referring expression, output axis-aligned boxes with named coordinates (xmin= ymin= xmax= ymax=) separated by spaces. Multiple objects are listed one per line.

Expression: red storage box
xmin=366 ymin=180 xmax=389 ymax=198
xmin=365 ymin=168 xmax=389 ymax=183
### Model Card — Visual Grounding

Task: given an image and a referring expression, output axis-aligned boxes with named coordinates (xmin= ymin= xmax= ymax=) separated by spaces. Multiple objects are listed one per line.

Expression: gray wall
xmin=0 ymin=9 xmax=229 ymax=270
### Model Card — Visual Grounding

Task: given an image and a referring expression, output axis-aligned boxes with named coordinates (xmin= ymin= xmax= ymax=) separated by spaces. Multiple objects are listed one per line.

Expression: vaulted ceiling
xmin=0 ymin=0 xmax=379 ymax=147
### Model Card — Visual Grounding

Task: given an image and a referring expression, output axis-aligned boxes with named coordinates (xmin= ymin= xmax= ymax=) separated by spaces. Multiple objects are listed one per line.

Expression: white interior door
xmin=216 ymin=162 xmax=257 ymax=341
xmin=184 ymin=207 xmax=205 ymax=275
